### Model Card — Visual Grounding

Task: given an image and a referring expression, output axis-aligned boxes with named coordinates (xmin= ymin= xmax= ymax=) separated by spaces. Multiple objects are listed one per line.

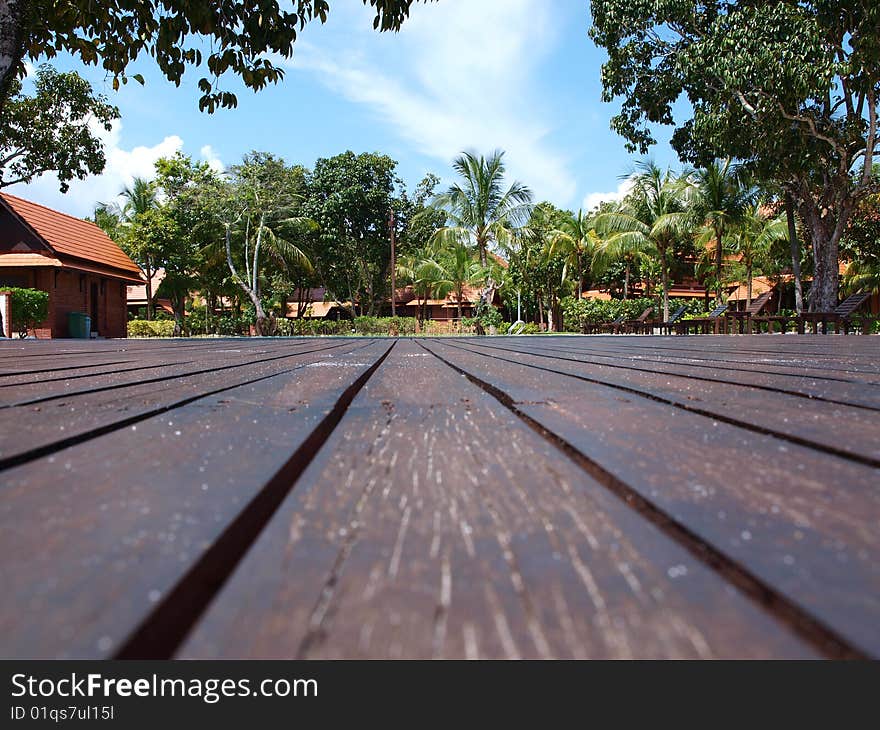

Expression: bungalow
xmin=0 ymin=193 xmax=143 ymax=338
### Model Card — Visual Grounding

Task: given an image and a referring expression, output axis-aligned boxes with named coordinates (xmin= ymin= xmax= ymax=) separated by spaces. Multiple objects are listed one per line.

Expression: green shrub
xmin=127 ymin=319 xmax=175 ymax=337
xmin=8 ymin=288 xmax=49 ymax=338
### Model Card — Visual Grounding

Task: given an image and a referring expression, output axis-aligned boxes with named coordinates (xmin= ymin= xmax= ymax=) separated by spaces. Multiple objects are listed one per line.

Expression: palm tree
xmin=422 ymin=242 xmax=484 ymax=332
xmin=592 ymin=200 xmax=655 ymax=300
xmin=549 ymin=210 xmax=599 ymax=299
xmin=120 ymin=177 xmax=157 ymax=220
xmin=594 ymin=162 xmax=692 ymax=322
xmin=430 ymin=150 xmax=533 ymax=272
xmin=686 ymin=159 xmax=756 ymax=303
xmin=115 ymin=177 xmax=159 ymax=319
xmin=727 ymin=206 xmax=788 ymax=307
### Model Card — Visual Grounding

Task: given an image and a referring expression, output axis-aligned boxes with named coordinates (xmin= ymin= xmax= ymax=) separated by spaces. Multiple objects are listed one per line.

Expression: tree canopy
xmin=590 ymin=0 xmax=880 ymax=309
xmin=0 ymin=0 xmax=432 ymax=113
xmin=0 ymin=64 xmax=118 ymax=191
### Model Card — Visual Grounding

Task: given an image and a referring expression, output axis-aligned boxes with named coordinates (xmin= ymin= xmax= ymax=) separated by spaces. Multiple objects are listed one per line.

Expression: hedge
xmin=7 ymin=287 xmax=49 ymax=338
xmin=560 ymin=296 xmax=709 ymax=332
xmin=127 ymin=319 xmax=176 ymax=337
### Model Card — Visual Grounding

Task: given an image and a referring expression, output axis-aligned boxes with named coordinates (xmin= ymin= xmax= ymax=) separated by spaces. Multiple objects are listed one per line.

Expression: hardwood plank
xmin=513 ymin=337 xmax=880 ymax=381
xmin=451 ymin=339 xmax=880 ymax=465
xmin=0 ymin=340 xmax=363 ymax=468
xmin=0 ymin=339 xmax=323 ymax=400
xmin=180 ymin=340 xmax=816 ymax=659
xmin=0 ymin=341 xmax=391 ymax=658
xmin=485 ymin=338 xmax=880 ymax=406
xmin=422 ymin=339 xmax=880 ymax=658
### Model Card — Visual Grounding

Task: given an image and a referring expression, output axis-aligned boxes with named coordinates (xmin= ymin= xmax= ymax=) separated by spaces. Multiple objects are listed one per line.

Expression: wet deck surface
xmin=1 ymin=335 xmax=878 ymax=659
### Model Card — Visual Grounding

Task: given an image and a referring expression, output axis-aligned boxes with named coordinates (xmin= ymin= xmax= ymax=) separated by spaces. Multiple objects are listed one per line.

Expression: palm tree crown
xmin=593 ymin=161 xmax=692 ymax=321
xmin=431 ymin=150 xmax=533 ymax=268
xmin=686 ymin=159 xmax=756 ymax=302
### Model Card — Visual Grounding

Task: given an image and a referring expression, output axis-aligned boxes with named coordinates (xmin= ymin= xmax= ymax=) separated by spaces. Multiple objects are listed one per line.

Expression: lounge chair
xmin=796 ymin=292 xmax=872 ymax=334
xmin=657 ymin=304 xmax=687 ymax=335
xmin=621 ymin=306 xmax=654 ymax=334
xmin=587 ymin=314 xmax=625 ymax=334
xmin=725 ymin=290 xmax=774 ymax=334
xmin=675 ymin=303 xmax=729 ymax=335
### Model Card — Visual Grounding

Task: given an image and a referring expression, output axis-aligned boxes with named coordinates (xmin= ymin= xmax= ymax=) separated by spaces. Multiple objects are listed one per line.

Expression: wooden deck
xmin=1 ymin=335 xmax=878 ymax=659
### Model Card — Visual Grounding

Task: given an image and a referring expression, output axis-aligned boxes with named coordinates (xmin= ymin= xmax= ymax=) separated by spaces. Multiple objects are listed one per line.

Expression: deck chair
xmin=797 ymin=292 xmax=872 ymax=334
xmin=675 ymin=303 xmax=729 ymax=335
xmin=726 ymin=290 xmax=774 ymax=334
xmin=587 ymin=314 xmax=625 ymax=334
xmin=622 ymin=306 xmax=654 ymax=334
xmin=657 ymin=304 xmax=687 ymax=335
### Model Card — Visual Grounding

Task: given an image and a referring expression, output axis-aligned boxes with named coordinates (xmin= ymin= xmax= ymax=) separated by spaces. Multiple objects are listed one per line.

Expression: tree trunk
xmin=457 ymin=287 xmax=463 ymax=333
xmin=746 ymin=264 xmax=753 ymax=309
xmin=784 ymin=193 xmax=804 ymax=315
xmin=660 ymin=243 xmax=669 ymax=323
xmin=144 ymin=257 xmax=154 ymax=321
xmin=624 ymin=261 xmax=630 ymax=300
xmin=0 ymin=0 xmax=30 ymax=111
xmin=714 ymin=222 xmax=724 ymax=303
xmin=800 ymin=197 xmax=847 ymax=312
xmin=576 ymin=251 xmax=583 ymax=298
xmin=223 ymin=224 xmax=268 ymax=334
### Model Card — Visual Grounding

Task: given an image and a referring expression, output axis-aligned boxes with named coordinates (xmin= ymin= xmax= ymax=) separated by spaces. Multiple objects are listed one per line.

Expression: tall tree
xmin=0 ymin=1 xmax=430 ymax=113
xmin=223 ymin=152 xmax=313 ymax=334
xmin=726 ymin=206 xmax=789 ymax=308
xmin=431 ymin=150 xmax=533 ymax=271
xmin=303 ymin=151 xmax=402 ymax=315
xmin=593 ymin=162 xmax=691 ymax=321
xmin=592 ymin=200 xmax=655 ymax=301
xmin=0 ymin=65 xmax=118 ymax=190
xmin=590 ymin=0 xmax=880 ymax=311
xmin=686 ymin=160 xmax=756 ymax=303
xmin=548 ymin=210 xmax=598 ymax=299
xmin=115 ymin=177 xmax=159 ymax=320
xmin=422 ymin=241 xmax=483 ymax=331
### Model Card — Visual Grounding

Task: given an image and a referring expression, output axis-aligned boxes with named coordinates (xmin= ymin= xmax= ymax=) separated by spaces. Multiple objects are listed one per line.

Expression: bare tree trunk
xmin=224 ymin=224 xmax=268 ymax=334
xmin=0 ymin=0 xmax=29 ymax=110
xmin=576 ymin=251 xmax=583 ymax=298
xmin=800 ymin=196 xmax=848 ymax=312
xmin=784 ymin=193 xmax=804 ymax=315
xmin=144 ymin=256 xmax=154 ymax=321
xmin=624 ymin=261 xmax=630 ymax=300
xmin=660 ymin=244 xmax=669 ymax=323
xmin=714 ymin=222 xmax=724 ymax=303
xmin=746 ymin=264 xmax=753 ymax=309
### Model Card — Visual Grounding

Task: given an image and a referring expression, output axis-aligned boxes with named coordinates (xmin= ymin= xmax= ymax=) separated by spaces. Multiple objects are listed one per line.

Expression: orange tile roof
xmin=1 ymin=192 xmax=142 ymax=279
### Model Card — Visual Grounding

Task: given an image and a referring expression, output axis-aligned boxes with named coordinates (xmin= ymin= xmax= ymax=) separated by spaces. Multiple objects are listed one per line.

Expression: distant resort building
xmin=0 ymin=193 xmax=143 ymax=338
xmin=285 ymin=285 xmax=501 ymax=325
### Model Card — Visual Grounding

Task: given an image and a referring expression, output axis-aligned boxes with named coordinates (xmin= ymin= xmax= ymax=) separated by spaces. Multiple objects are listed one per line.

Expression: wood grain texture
xmin=1 ymin=334 xmax=876 ymax=659
xmin=180 ymin=341 xmax=814 ymax=659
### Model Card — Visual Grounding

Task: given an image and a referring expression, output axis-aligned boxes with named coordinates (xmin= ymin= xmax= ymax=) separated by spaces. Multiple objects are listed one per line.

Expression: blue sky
xmin=11 ymin=0 xmax=682 ymax=218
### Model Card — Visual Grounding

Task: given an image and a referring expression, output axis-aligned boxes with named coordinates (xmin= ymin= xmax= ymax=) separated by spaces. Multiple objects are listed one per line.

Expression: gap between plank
xmin=418 ymin=340 xmax=867 ymax=660
xmin=114 ymin=341 xmax=396 ymax=659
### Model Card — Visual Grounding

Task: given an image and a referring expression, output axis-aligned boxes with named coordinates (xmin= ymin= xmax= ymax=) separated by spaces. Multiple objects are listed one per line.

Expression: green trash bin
xmin=68 ymin=311 xmax=91 ymax=338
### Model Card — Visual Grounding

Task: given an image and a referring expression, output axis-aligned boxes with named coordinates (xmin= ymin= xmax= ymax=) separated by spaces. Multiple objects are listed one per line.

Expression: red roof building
xmin=0 ymin=193 xmax=143 ymax=338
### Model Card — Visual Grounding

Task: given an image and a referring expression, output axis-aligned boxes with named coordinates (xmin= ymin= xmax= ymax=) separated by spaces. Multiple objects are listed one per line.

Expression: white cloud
xmin=7 ymin=122 xmax=225 ymax=218
xmin=287 ymin=0 xmax=576 ymax=204
xmin=200 ymin=145 xmax=225 ymax=174
xmin=583 ymin=176 xmax=635 ymax=212
xmin=7 ymin=119 xmax=183 ymax=217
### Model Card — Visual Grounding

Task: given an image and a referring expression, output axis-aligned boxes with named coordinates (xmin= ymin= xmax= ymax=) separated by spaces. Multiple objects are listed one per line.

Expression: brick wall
xmin=2 ymin=266 xmax=128 ymax=338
